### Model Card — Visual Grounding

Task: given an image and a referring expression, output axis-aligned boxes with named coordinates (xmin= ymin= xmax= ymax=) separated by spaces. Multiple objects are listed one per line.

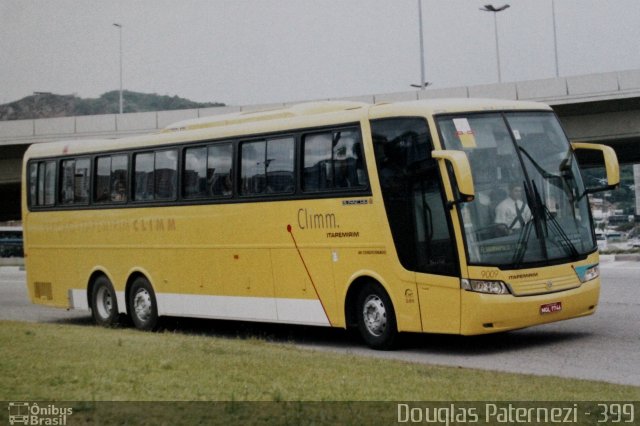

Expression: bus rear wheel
xmin=128 ymin=277 xmax=159 ymax=331
xmin=91 ymin=276 xmax=120 ymax=327
xmin=356 ymin=283 xmax=398 ymax=350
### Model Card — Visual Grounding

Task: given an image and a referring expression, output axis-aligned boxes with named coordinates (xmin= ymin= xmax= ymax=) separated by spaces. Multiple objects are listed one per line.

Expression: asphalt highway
xmin=1 ymin=259 xmax=638 ymax=386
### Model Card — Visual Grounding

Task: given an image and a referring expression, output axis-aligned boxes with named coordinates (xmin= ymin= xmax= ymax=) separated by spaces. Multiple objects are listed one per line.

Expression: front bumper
xmin=460 ymin=277 xmax=599 ymax=335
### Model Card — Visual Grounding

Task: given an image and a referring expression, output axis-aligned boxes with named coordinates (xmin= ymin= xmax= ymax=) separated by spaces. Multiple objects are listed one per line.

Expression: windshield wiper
xmin=510 ymin=180 xmax=539 ymax=268
xmin=510 ymin=180 xmax=579 ymax=268
xmin=532 ymin=181 xmax=579 ymax=259
xmin=511 ymin=216 xmax=535 ymax=268
xmin=519 ymin=145 xmax=577 ymax=199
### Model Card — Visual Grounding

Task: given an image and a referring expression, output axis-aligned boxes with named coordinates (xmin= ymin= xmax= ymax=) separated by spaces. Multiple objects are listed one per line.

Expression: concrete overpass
xmin=2 ymin=69 xmax=640 ymax=221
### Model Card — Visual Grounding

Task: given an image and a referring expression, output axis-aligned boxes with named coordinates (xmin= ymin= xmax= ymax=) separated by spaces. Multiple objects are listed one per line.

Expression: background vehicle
xmin=0 ymin=226 xmax=23 ymax=258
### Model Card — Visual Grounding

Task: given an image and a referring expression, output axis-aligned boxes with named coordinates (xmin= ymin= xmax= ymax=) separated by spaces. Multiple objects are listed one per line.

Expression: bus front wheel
xmin=128 ymin=277 xmax=159 ymax=331
xmin=356 ymin=283 xmax=398 ymax=350
xmin=91 ymin=276 xmax=120 ymax=327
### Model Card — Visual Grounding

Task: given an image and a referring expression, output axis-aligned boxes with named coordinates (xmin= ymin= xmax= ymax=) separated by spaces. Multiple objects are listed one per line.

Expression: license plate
xmin=540 ymin=302 xmax=562 ymax=314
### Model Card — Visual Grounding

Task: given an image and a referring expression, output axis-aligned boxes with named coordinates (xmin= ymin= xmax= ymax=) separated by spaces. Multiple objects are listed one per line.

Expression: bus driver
xmin=494 ymin=183 xmax=531 ymax=231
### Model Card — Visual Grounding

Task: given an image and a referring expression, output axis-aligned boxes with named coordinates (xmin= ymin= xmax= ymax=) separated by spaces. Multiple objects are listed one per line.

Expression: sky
xmin=2 ymin=0 xmax=640 ymax=106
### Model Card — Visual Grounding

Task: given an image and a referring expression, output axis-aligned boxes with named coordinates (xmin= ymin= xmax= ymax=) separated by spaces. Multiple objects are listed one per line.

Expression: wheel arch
xmin=344 ymin=272 xmax=395 ymax=330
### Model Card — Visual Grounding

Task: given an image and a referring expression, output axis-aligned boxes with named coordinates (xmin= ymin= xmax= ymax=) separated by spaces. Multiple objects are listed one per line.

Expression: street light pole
xmin=113 ymin=23 xmax=123 ymax=114
xmin=416 ymin=0 xmax=427 ymax=90
xmin=480 ymin=4 xmax=510 ymax=83
xmin=551 ymin=0 xmax=560 ymax=77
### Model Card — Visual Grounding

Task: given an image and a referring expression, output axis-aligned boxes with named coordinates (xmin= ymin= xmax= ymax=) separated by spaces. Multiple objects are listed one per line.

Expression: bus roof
xmin=23 ymin=98 xmax=552 ymax=159
xmin=369 ymin=98 xmax=551 ymax=119
xmin=161 ymin=101 xmax=369 ymax=133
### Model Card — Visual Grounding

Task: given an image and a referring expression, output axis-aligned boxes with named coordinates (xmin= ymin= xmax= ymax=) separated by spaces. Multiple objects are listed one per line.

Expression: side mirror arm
xmin=432 ymin=150 xmax=475 ymax=208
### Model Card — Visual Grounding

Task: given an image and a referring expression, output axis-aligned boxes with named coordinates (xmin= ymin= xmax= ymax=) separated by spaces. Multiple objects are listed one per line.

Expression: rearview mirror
xmin=432 ymin=150 xmax=475 ymax=205
xmin=571 ymin=142 xmax=620 ymax=192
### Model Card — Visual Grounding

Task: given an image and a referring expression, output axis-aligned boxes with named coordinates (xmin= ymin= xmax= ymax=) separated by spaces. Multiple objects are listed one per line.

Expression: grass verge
xmin=1 ymin=320 xmax=639 ymax=402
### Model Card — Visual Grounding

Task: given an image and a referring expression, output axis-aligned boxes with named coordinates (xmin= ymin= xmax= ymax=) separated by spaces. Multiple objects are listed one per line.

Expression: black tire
xmin=128 ymin=277 xmax=159 ymax=331
xmin=356 ymin=282 xmax=398 ymax=350
xmin=91 ymin=276 xmax=120 ymax=327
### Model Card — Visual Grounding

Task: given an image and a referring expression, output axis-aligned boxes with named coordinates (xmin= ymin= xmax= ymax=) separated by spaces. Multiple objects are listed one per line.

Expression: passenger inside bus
xmin=211 ymin=172 xmax=233 ymax=196
xmin=111 ymin=181 xmax=126 ymax=202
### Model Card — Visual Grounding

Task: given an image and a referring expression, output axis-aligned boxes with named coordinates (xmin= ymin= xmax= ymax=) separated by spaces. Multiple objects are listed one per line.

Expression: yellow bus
xmin=21 ymin=99 xmax=619 ymax=349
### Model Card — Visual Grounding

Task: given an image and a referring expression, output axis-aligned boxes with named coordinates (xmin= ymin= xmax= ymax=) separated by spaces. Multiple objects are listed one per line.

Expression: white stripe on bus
xmin=70 ymin=289 xmax=331 ymax=326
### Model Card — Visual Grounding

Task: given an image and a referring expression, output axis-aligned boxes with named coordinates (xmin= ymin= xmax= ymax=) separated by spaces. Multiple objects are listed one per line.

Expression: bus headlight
xmin=575 ymin=264 xmax=599 ymax=283
xmin=461 ymin=279 xmax=510 ymax=295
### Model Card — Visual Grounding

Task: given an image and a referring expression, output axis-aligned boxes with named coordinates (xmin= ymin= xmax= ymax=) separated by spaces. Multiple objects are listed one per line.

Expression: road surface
xmin=1 ymin=259 xmax=638 ymax=386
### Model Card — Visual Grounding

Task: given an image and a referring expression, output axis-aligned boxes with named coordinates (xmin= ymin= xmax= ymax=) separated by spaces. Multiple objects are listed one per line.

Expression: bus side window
xmin=208 ymin=143 xmax=233 ymax=197
xmin=28 ymin=160 xmax=56 ymax=207
xmin=134 ymin=153 xmax=155 ymax=201
xmin=30 ymin=160 xmax=57 ymax=207
xmin=60 ymin=159 xmax=76 ymax=204
xmin=28 ymin=163 xmax=37 ymax=206
xmin=95 ymin=157 xmax=112 ymax=202
xmin=302 ymin=129 xmax=367 ymax=192
xmin=303 ymin=134 xmax=332 ymax=192
xmin=154 ymin=150 xmax=178 ymax=200
xmin=241 ymin=141 xmax=267 ymax=195
xmin=184 ymin=143 xmax=234 ymax=199
xmin=264 ymin=137 xmax=294 ymax=193
xmin=240 ymin=138 xmax=294 ymax=196
xmin=183 ymin=147 xmax=208 ymax=198
xmin=44 ymin=161 xmax=56 ymax=206
xmin=132 ymin=150 xmax=177 ymax=201
xmin=60 ymin=158 xmax=90 ymax=205
xmin=110 ymin=155 xmax=128 ymax=202
xmin=96 ymin=155 xmax=129 ymax=203
xmin=333 ymin=130 xmax=367 ymax=188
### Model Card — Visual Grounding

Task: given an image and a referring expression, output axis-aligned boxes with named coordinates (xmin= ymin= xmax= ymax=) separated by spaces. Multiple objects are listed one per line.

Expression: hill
xmin=0 ymin=91 xmax=225 ymax=120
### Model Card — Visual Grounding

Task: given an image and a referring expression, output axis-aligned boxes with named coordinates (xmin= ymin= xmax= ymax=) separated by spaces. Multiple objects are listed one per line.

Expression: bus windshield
xmin=438 ymin=111 xmax=595 ymax=268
